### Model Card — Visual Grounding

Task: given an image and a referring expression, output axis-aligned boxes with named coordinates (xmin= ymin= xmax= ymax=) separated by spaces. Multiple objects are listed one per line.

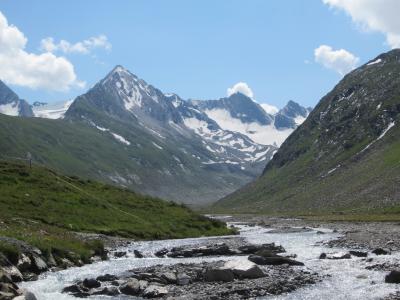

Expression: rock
xmin=60 ymin=258 xmax=75 ymax=268
xmin=238 ymin=243 xmax=285 ymax=255
xmin=92 ymin=286 xmax=120 ymax=296
xmin=160 ymin=272 xmax=177 ymax=284
xmin=255 ymin=249 xmax=280 ymax=258
xmin=119 ymin=278 xmax=140 ymax=296
xmin=96 ymin=274 xmax=118 ymax=282
xmin=142 ymin=284 xmax=168 ymax=298
xmin=113 ymin=251 xmax=126 ymax=258
xmin=22 ymin=273 xmax=38 ymax=282
xmin=223 ymin=260 xmax=264 ymax=279
xmin=2 ymin=266 xmax=23 ymax=282
xmin=204 ymin=268 xmax=235 ymax=282
xmin=366 ymin=258 xmax=373 ymax=262
xmin=82 ymin=278 xmax=101 ymax=289
xmin=155 ymin=249 xmax=168 ymax=258
xmin=46 ymin=253 xmax=57 ymax=267
xmin=372 ymin=248 xmax=390 ymax=255
xmin=62 ymin=284 xmax=90 ymax=297
xmin=331 ymin=253 xmax=351 ymax=260
xmin=134 ymin=250 xmax=144 ymax=258
xmin=13 ymin=291 xmax=37 ymax=300
xmin=16 ymin=254 xmax=32 ymax=272
xmin=176 ymin=273 xmax=191 ymax=285
xmin=248 ymin=255 xmax=304 ymax=266
xmin=139 ymin=280 xmax=148 ymax=291
xmin=0 ymin=291 xmax=15 ymax=300
xmin=30 ymin=255 xmax=48 ymax=274
xmin=349 ymin=251 xmax=368 ymax=257
xmin=319 ymin=253 xmax=327 ymax=259
xmin=316 ymin=231 xmax=325 ymax=234
xmin=167 ymin=243 xmax=232 ymax=258
xmin=386 ymin=271 xmax=400 ymax=283
xmin=0 ymin=270 xmax=12 ymax=283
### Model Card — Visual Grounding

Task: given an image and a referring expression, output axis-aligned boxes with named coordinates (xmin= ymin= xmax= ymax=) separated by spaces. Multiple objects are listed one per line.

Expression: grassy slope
xmin=0 ymin=113 xmax=251 ymax=206
xmin=0 ymin=160 xmax=233 ymax=261
xmin=213 ymin=51 xmax=400 ymax=217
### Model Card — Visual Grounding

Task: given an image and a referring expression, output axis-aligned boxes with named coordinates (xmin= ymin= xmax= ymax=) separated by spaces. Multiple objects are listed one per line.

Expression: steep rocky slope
xmin=215 ymin=49 xmax=400 ymax=214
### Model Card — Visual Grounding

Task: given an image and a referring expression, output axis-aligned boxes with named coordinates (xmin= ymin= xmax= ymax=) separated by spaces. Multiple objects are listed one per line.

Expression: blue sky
xmin=0 ymin=0 xmax=395 ymax=108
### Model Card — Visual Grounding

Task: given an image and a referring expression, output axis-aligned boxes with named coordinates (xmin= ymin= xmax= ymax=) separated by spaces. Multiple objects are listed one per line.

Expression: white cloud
xmin=41 ymin=35 xmax=112 ymax=54
xmin=314 ymin=45 xmax=359 ymax=76
xmin=227 ymin=82 xmax=254 ymax=98
xmin=323 ymin=0 xmax=400 ymax=49
xmin=0 ymin=11 xmax=84 ymax=91
xmin=260 ymin=103 xmax=279 ymax=115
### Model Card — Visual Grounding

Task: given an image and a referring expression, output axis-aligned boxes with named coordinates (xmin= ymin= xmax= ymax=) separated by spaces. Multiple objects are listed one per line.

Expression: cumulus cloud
xmin=323 ymin=0 xmax=400 ymax=49
xmin=227 ymin=82 xmax=254 ymax=98
xmin=41 ymin=35 xmax=112 ymax=54
xmin=314 ymin=45 xmax=360 ymax=76
xmin=0 ymin=11 xmax=84 ymax=91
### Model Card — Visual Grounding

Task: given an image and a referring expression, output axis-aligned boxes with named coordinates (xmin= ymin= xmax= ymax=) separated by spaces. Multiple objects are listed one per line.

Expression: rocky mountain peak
xmin=0 ymin=80 xmax=33 ymax=117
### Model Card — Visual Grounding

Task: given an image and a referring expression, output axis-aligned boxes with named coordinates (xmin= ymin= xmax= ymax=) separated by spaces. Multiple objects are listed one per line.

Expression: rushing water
xmin=21 ymin=223 xmax=400 ymax=300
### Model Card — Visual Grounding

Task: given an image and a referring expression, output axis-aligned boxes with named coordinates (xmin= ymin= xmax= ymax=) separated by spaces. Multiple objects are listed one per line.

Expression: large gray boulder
xmin=119 ymin=278 xmax=140 ymax=296
xmin=385 ymin=270 xmax=400 ymax=283
xmin=204 ymin=268 xmax=234 ymax=282
xmin=248 ymin=255 xmax=304 ymax=266
xmin=223 ymin=260 xmax=264 ymax=279
xmin=142 ymin=285 xmax=168 ymax=298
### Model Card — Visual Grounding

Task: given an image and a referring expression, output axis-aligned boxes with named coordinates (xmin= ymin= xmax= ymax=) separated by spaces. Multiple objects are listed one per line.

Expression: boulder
xmin=319 ymin=253 xmax=327 ymax=259
xmin=92 ymin=286 xmax=120 ymax=296
xmin=82 ymin=278 xmax=101 ymax=289
xmin=96 ymin=274 xmax=118 ymax=282
xmin=13 ymin=291 xmax=37 ymax=300
xmin=385 ymin=271 xmax=400 ymax=283
xmin=248 ymin=255 xmax=304 ymax=266
xmin=16 ymin=254 xmax=32 ymax=272
xmin=349 ymin=251 xmax=368 ymax=257
xmin=134 ymin=250 xmax=144 ymax=258
xmin=0 ymin=270 xmax=12 ymax=283
xmin=119 ymin=278 xmax=140 ymax=296
xmin=154 ymin=249 xmax=168 ymax=258
xmin=113 ymin=251 xmax=126 ymax=258
xmin=2 ymin=266 xmax=23 ymax=282
xmin=223 ymin=260 xmax=264 ymax=279
xmin=204 ymin=268 xmax=234 ymax=282
xmin=0 ymin=291 xmax=15 ymax=300
xmin=372 ymin=248 xmax=390 ymax=255
xmin=142 ymin=284 xmax=168 ymax=298
xmin=238 ymin=243 xmax=285 ymax=255
xmin=29 ymin=255 xmax=48 ymax=274
xmin=160 ymin=272 xmax=176 ymax=284
xmin=176 ymin=273 xmax=191 ymax=285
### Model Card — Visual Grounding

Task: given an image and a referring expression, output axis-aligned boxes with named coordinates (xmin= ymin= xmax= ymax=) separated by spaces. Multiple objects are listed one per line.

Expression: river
xmin=20 ymin=223 xmax=400 ymax=299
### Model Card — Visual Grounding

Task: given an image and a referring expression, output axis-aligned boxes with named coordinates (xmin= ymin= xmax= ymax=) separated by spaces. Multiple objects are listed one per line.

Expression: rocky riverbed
xmin=4 ymin=217 xmax=400 ymax=299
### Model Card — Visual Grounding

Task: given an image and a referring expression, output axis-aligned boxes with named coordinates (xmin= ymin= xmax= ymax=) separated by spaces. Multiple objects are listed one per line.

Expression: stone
xmin=16 ymin=254 xmax=32 ymax=272
xmin=134 ymin=250 xmax=144 ymax=258
xmin=204 ymin=268 xmax=235 ymax=282
xmin=349 ymin=251 xmax=368 ymax=257
xmin=13 ymin=291 xmax=37 ymax=300
xmin=0 ymin=291 xmax=15 ymax=300
xmin=30 ymin=255 xmax=48 ymax=274
xmin=385 ymin=271 xmax=400 ymax=283
xmin=372 ymin=248 xmax=390 ymax=255
xmin=223 ymin=260 xmax=264 ymax=279
xmin=142 ymin=284 xmax=168 ymax=298
xmin=160 ymin=272 xmax=177 ymax=284
xmin=2 ymin=266 xmax=23 ymax=282
xmin=82 ymin=278 xmax=101 ymax=289
xmin=119 ymin=278 xmax=140 ymax=296
xmin=176 ymin=273 xmax=191 ymax=285
xmin=113 ymin=251 xmax=126 ymax=258
xmin=319 ymin=253 xmax=327 ymax=259
xmin=248 ymin=255 xmax=304 ymax=266
xmin=155 ymin=249 xmax=168 ymax=257
xmin=96 ymin=274 xmax=118 ymax=282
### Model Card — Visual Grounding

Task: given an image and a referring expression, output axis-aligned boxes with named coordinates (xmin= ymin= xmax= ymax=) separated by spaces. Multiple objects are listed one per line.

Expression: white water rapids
xmin=20 ymin=223 xmax=400 ymax=299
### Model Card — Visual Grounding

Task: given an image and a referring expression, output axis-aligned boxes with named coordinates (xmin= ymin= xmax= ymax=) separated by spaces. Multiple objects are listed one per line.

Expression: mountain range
xmin=215 ymin=49 xmax=400 ymax=215
xmin=0 ymin=67 xmax=309 ymax=205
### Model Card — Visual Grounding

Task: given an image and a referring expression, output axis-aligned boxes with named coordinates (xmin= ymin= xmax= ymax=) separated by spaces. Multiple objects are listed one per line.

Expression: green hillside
xmin=214 ymin=50 xmax=400 ymax=216
xmin=0 ymin=160 xmax=233 ymax=261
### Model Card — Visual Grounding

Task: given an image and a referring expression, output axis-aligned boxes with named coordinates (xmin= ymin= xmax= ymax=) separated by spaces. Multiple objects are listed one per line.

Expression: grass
xmin=0 ymin=160 xmax=234 ymax=263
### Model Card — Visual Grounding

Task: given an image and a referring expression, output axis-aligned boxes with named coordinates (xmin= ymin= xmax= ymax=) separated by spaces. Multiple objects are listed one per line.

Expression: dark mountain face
xmin=191 ymin=92 xmax=274 ymax=125
xmin=215 ymin=49 xmax=400 ymax=214
xmin=0 ymin=80 xmax=33 ymax=117
xmin=274 ymin=100 xmax=310 ymax=129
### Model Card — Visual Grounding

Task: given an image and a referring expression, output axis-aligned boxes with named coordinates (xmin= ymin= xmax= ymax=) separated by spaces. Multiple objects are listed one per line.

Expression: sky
xmin=0 ymin=0 xmax=398 ymax=109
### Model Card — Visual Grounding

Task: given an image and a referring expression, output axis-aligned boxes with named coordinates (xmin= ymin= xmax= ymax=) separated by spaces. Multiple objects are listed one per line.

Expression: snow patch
xmin=33 ymin=100 xmax=74 ymax=119
xmin=152 ymin=142 xmax=163 ymax=150
xmin=111 ymin=133 xmax=131 ymax=145
xmin=367 ymin=58 xmax=382 ymax=66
